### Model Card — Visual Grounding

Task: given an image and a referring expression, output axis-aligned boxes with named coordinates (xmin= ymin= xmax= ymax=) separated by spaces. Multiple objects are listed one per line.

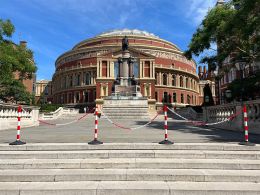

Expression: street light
xmin=225 ymin=89 xmax=232 ymax=103
xmin=235 ymin=60 xmax=246 ymax=102
xmin=205 ymin=95 xmax=210 ymax=122
xmin=212 ymin=66 xmax=221 ymax=105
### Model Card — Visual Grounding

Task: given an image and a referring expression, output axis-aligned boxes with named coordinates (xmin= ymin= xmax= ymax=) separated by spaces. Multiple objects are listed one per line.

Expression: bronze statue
xmin=122 ymin=36 xmax=129 ymax=51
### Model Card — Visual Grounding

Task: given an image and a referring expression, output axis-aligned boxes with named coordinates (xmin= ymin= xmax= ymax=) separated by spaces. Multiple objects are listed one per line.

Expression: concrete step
xmin=1 ymin=143 xmax=260 ymax=151
xmin=0 ymin=158 xmax=259 ymax=170
xmin=1 ymin=169 xmax=260 ymax=182
xmin=0 ymin=150 xmax=259 ymax=159
xmin=1 ymin=181 xmax=260 ymax=195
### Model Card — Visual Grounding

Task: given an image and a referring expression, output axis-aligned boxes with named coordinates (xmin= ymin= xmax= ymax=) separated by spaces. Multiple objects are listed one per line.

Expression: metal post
xmin=88 ymin=106 xmax=103 ymax=145
xmin=159 ymin=105 xmax=173 ymax=144
xmin=10 ymin=105 xmax=26 ymax=145
xmin=239 ymin=105 xmax=255 ymax=146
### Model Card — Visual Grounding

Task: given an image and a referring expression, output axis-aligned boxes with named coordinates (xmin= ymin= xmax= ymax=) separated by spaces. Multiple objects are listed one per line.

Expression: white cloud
xmin=186 ymin=0 xmax=216 ymax=25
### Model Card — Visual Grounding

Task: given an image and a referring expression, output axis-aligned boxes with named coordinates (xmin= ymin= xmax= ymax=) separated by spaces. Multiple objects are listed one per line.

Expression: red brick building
xmin=51 ymin=29 xmax=200 ymax=108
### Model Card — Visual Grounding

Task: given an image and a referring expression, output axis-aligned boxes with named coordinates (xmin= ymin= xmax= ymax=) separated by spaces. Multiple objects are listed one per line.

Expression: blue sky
xmin=0 ymin=0 xmax=216 ymax=80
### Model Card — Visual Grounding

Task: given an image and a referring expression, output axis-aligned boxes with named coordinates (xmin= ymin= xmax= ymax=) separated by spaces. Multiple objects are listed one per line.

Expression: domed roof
xmin=96 ymin=29 xmax=159 ymax=38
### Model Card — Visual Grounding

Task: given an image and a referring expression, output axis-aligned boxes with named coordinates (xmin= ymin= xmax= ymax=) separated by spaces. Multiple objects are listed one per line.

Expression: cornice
xmin=155 ymin=85 xmax=199 ymax=93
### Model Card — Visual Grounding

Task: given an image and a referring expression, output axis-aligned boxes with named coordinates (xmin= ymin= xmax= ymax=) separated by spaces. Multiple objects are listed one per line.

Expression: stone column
xmin=159 ymin=72 xmax=162 ymax=85
xmin=122 ymin=52 xmax=129 ymax=77
xmin=80 ymin=72 xmax=83 ymax=86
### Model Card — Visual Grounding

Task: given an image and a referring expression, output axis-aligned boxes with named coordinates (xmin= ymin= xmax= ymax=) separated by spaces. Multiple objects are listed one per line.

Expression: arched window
xmin=84 ymin=91 xmax=89 ymax=103
xmin=163 ymin=74 xmax=167 ymax=85
xmin=63 ymin=77 xmax=66 ymax=89
xmin=186 ymin=78 xmax=189 ymax=88
xmin=85 ymin=73 xmax=91 ymax=85
xmin=173 ymin=92 xmax=177 ymax=102
xmin=187 ymin=95 xmax=190 ymax=104
xmin=172 ymin=75 xmax=176 ymax=86
xmin=181 ymin=94 xmax=184 ymax=103
xmin=70 ymin=75 xmax=73 ymax=87
xmin=180 ymin=76 xmax=183 ymax=87
xmin=76 ymin=74 xmax=80 ymax=86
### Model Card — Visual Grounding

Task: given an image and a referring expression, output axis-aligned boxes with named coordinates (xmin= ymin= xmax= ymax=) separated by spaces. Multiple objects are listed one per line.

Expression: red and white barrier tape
xmin=167 ymin=107 xmax=242 ymax=126
xmin=101 ymin=109 xmax=162 ymax=130
xmin=38 ymin=108 xmax=95 ymax=126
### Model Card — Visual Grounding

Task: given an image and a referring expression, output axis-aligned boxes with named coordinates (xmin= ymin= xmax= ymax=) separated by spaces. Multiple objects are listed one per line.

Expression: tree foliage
xmin=0 ymin=19 xmax=37 ymax=103
xmin=228 ymin=72 xmax=260 ymax=101
xmin=185 ymin=0 xmax=260 ymax=71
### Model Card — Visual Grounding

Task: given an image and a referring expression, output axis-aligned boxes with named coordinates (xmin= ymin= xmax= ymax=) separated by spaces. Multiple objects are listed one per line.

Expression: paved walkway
xmin=0 ymin=113 xmax=259 ymax=144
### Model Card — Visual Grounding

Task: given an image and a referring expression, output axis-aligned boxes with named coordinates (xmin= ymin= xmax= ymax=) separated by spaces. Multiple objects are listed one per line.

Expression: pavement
xmin=1 ymin=113 xmax=259 ymax=144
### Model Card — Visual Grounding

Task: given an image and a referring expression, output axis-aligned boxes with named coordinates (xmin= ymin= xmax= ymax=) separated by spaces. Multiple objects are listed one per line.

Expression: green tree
xmin=185 ymin=0 xmax=259 ymax=71
xmin=0 ymin=19 xmax=37 ymax=103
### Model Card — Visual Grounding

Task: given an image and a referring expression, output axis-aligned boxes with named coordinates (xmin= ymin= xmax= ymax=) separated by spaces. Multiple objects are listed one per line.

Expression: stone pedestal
xmin=120 ymin=50 xmax=130 ymax=86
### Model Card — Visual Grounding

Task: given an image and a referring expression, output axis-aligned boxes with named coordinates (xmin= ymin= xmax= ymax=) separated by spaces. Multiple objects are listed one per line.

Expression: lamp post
xmin=205 ymin=95 xmax=210 ymax=122
xmin=212 ymin=66 xmax=221 ymax=105
xmin=235 ymin=60 xmax=246 ymax=103
xmin=225 ymin=89 xmax=232 ymax=103
xmin=235 ymin=60 xmax=255 ymax=146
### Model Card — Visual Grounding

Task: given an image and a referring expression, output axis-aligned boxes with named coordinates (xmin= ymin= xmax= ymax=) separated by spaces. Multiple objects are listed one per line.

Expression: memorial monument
xmin=102 ymin=36 xmax=149 ymax=119
xmin=112 ymin=36 xmax=142 ymax=98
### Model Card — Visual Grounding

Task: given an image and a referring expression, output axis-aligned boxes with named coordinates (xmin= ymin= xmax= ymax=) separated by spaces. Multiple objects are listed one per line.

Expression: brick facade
xmin=51 ymin=30 xmax=200 ymax=108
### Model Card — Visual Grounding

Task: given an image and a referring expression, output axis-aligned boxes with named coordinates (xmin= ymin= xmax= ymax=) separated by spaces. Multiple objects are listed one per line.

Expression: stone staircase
xmin=0 ymin=143 xmax=260 ymax=194
xmin=102 ymin=99 xmax=149 ymax=119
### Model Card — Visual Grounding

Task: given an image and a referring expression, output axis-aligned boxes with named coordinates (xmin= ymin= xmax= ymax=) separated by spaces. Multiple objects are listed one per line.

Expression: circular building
xmin=52 ymin=29 xmax=200 ymax=109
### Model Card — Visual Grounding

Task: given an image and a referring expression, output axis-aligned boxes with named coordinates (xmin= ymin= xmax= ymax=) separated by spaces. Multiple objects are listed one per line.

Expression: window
xmin=102 ymin=61 xmax=107 ymax=77
xmin=180 ymin=76 xmax=183 ymax=87
xmin=84 ymin=91 xmax=89 ymax=103
xmin=63 ymin=77 xmax=66 ymax=88
xmin=173 ymin=93 xmax=177 ymax=102
xmin=76 ymin=92 xmax=80 ymax=103
xmin=44 ymin=87 xmax=48 ymax=96
xmin=181 ymin=94 xmax=184 ymax=103
xmin=187 ymin=95 xmax=191 ymax=104
xmin=155 ymin=73 xmax=158 ymax=85
xmin=114 ymin=62 xmax=119 ymax=78
xmin=144 ymin=61 xmax=150 ymax=77
xmin=172 ymin=75 xmax=176 ymax=86
xmin=163 ymin=74 xmax=167 ymax=85
xmin=163 ymin=92 xmax=168 ymax=103
xmin=85 ymin=73 xmax=91 ymax=85
xmin=133 ymin=62 xmax=139 ymax=77
xmin=93 ymin=90 xmax=96 ymax=100
xmin=186 ymin=78 xmax=189 ymax=88
xmin=70 ymin=75 xmax=73 ymax=87
xmin=155 ymin=92 xmax=158 ymax=101
xmin=76 ymin=74 xmax=80 ymax=86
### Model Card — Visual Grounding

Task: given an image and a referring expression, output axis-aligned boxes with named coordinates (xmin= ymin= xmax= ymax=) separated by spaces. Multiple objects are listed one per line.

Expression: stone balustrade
xmin=203 ymin=99 xmax=260 ymax=134
xmin=0 ymin=103 xmax=40 ymax=131
xmin=175 ymin=107 xmax=203 ymax=121
xmin=40 ymin=107 xmax=79 ymax=120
